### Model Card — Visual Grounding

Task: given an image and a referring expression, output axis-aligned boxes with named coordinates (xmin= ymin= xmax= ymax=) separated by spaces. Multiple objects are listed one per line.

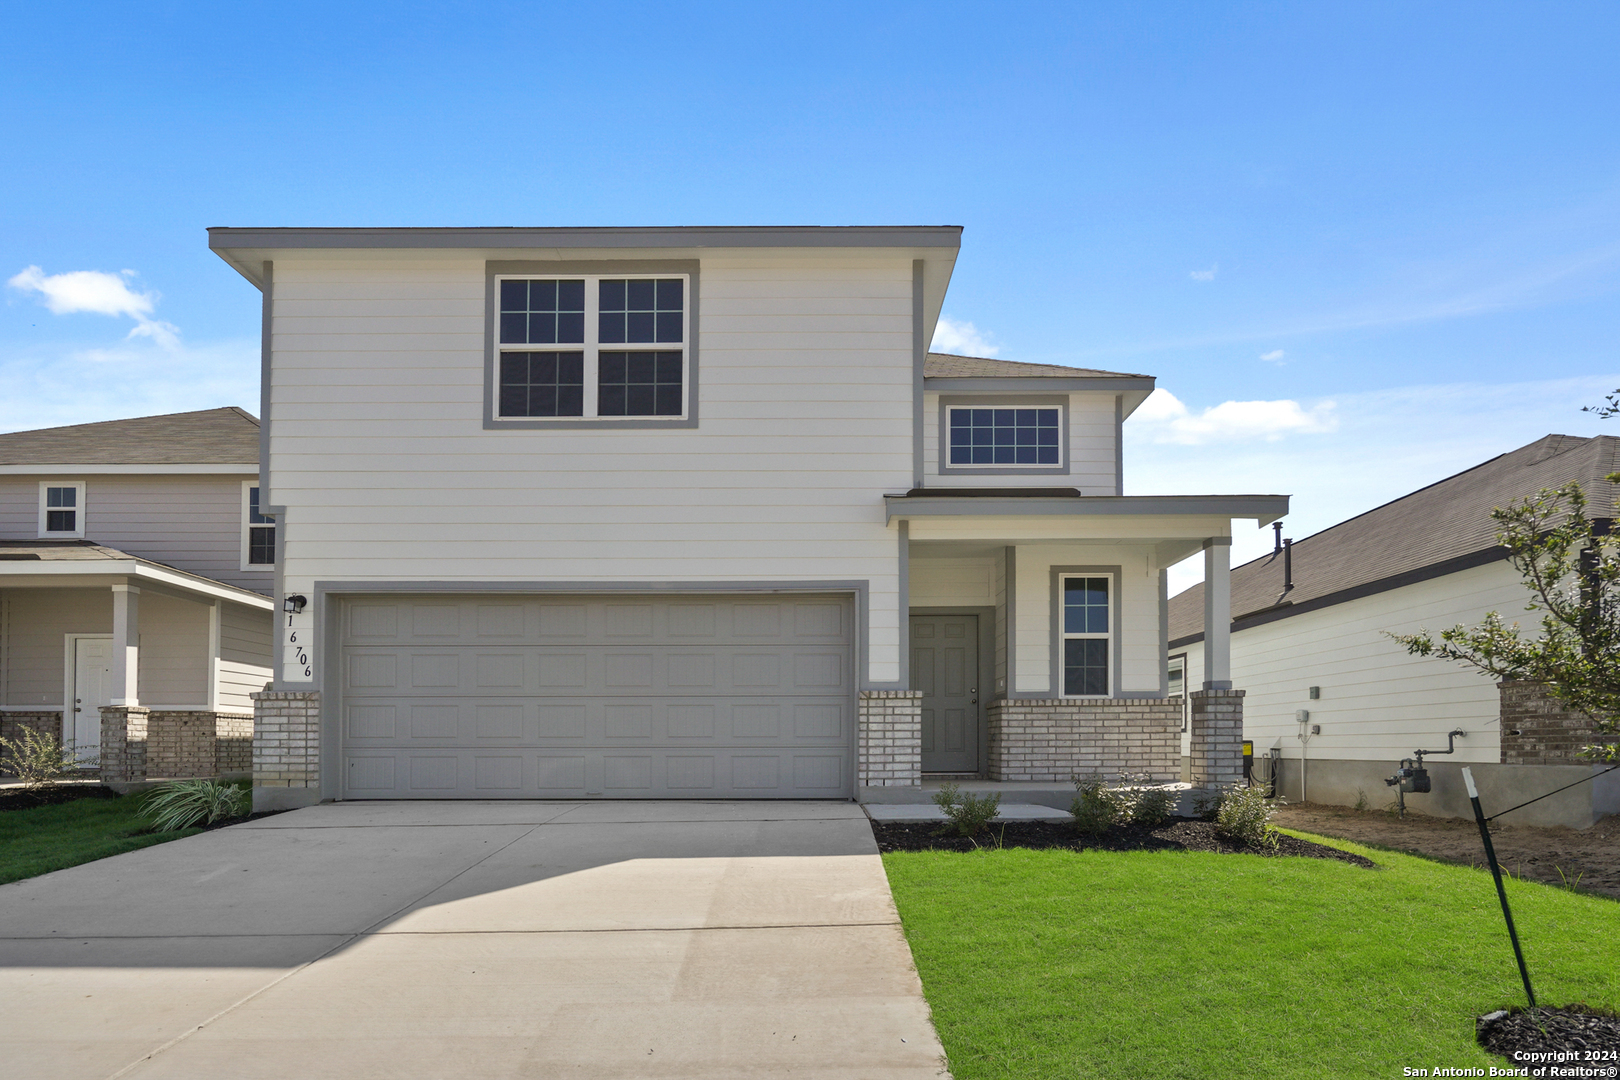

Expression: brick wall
xmin=252 ymin=691 xmax=321 ymax=793
xmin=216 ymin=712 xmax=253 ymax=774
xmin=986 ymin=698 xmax=1182 ymax=783
xmin=146 ymin=712 xmax=220 ymax=778
xmin=1 ymin=711 xmax=61 ymax=748
xmin=858 ymin=691 xmax=922 ymax=788
xmin=1499 ymin=680 xmax=1607 ymax=764
xmin=1188 ymin=689 xmax=1245 ymax=788
xmin=99 ymin=705 xmax=150 ymax=783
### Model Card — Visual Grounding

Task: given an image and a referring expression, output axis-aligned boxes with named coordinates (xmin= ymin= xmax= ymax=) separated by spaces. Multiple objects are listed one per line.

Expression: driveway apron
xmin=0 ymin=800 xmax=949 ymax=1079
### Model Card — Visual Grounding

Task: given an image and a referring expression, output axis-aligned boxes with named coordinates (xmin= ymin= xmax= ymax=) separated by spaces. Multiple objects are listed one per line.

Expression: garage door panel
xmin=339 ymin=595 xmax=853 ymax=799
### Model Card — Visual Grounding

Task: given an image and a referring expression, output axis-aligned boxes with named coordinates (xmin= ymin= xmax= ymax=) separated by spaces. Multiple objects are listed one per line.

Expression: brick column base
xmin=858 ymin=691 xmax=923 ymax=788
xmin=99 ymin=705 xmax=151 ymax=784
xmin=1189 ymin=689 xmax=1245 ymax=789
xmin=252 ymin=691 xmax=322 ymax=811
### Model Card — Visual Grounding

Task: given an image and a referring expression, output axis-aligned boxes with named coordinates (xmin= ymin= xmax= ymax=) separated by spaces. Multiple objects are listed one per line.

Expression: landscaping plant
xmin=0 ymin=728 xmax=82 ymax=791
xmin=932 ymin=781 xmax=1003 ymax=838
xmin=1214 ymin=782 xmax=1282 ymax=850
xmin=1117 ymin=770 xmax=1176 ymax=826
xmin=1069 ymin=773 xmax=1125 ymax=836
xmin=140 ymin=778 xmax=249 ymax=832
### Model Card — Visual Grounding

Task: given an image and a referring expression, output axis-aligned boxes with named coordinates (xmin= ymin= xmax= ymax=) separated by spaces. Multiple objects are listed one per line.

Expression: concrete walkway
xmin=0 ymin=801 xmax=949 ymax=1079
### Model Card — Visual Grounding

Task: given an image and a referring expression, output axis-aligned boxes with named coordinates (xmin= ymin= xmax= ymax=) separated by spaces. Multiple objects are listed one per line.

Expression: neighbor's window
xmin=242 ymin=483 xmax=275 ymax=569
xmin=496 ymin=276 xmax=687 ymax=420
xmin=1061 ymin=575 xmax=1111 ymax=696
xmin=946 ymin=406 xmax=1062 ymax=467
xmin=38 ymin=482 xmax=85 ymax=538
xmin=1168 ymin=652 xmax=1189 ymax=731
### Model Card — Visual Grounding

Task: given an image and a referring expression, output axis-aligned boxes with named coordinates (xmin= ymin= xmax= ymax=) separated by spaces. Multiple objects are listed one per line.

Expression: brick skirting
xmin=252 ymin=691 xmax=322 ymax=792
xmin=1 ymin=711 xmax=62 ymax=749
xmin=97 ymin=708 xmax=258 ymax=782
xmin=986 ymin=698 xmax=1182 ymax=783
xmin=1498 ymin=680 xmax=1609 ymax=764
xmin=859 ymin=691 xmax=923 ymax=788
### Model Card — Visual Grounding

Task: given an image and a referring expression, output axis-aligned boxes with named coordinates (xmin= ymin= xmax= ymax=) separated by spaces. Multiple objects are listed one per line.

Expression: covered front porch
xmin=855 ymin=490 xmax=1287 ymax=804
xmin=0 ymin=542 xmax=274 ymax=786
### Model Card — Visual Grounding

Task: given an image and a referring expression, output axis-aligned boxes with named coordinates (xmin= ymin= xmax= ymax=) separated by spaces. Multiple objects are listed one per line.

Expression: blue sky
xmin=3 ymin=2 xmax=1617 ymax=588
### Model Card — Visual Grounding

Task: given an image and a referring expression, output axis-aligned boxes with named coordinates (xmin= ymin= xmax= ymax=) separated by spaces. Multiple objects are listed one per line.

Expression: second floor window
xmin=39 ymin=482 xmax=85 ymax=538
xmin=947 ymin=406 xmax=1062 ymax=467
xmin=496 ymin=276 xmax=687 ymax=420
xmin=244 ymin=484 xmax=275 ymax=568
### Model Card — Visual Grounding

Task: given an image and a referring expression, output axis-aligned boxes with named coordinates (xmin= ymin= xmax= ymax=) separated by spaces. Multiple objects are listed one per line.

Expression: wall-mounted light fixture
xmin=283 ymin=594 xmax=307 ymax=614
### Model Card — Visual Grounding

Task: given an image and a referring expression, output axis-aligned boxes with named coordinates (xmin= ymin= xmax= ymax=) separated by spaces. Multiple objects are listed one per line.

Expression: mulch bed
xmin=871 ymin=818 xmax=1377 ymax=868
xmin=1478 ymin=1005 xmax=1620 ymax=1067
xmin=0 ymin=784 xmax=119 ymax=813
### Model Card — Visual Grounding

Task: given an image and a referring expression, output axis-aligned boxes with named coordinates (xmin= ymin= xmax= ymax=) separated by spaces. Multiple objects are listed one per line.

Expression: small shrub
xmin=1214 ymin=783 xmax=1282 ymax=851
xmin=0 ymin=728 xmax=82 ymax=790
xmin=1353 ymin=789 xmax=1370 ymax=812
xmin=1070 ymin=774 xmax=1126 ymax=836
xmin=931 ymin=782 xmax=1003 ymax=838
xmin=1116 ymin=771 xmax=1176 ymax=827
xmin=141 ymin=779 xmax=249 ymax=832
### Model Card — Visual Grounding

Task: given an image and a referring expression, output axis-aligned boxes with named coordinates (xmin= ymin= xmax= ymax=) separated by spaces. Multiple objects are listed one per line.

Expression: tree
xmin=1392 ymin=479 xmax=1619 ymax=763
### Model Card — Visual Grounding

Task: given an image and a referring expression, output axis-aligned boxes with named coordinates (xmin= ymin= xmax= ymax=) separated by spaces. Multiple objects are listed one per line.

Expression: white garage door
xmin=339 ymin=594 xmax=854 ymax=799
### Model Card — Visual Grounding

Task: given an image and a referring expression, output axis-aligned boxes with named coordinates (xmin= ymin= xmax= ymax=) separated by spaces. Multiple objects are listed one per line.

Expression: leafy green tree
xmin=1392 ymin=480 xmax=1619 ymax=763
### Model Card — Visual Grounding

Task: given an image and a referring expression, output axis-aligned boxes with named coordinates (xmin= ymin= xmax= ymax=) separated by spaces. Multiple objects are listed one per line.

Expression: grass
xmin=0 ymin=793 xmax=202 ymax=885
xmin=883 ymin=828 xmax=1619 ymax=1080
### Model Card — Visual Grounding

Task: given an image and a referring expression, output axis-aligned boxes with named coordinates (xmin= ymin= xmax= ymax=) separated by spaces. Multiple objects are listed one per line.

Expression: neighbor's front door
xmin=912 ymin=614 xmax=980 ymax=774
xmin=72 ymin=637 xmax=113 ymax=766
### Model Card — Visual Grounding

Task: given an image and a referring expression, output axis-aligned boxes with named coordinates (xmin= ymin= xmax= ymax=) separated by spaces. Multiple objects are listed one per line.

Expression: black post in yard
xmin=1462 ymin=767 xmax=1536 ymax=1011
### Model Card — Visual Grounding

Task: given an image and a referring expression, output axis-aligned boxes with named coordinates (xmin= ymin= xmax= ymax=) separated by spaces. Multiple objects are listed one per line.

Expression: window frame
xmin=37 ymin=481 xmax=86 ymax=539
xmin=240 ymin=481 xmax=276 ymax=571
xmin=1050 ymin=567 xmax=1118 ymax=698
xmin=483 ymin=260 xmax=700 ymax=430
xmin=938 ymin=395 xmax=1069 ymax=475
xmin=1167 ymin=650 xmax=1189 ymax=732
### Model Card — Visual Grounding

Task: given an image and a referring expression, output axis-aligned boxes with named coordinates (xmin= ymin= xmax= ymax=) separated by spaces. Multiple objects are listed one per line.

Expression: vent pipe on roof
xmin=1283 ymin=538 xmax=1293 ymax=592
xmin=1273 ymin=521 xmax=1283 ymax=555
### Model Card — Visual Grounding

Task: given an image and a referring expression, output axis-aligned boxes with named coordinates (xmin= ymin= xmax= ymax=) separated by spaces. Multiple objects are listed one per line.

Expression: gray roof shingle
xmin=924 ymin=352 xmax=1149 ymax=380
xmin=1168 ymin=434 xmax=1620 ymax=642
xmin=0 ymin=407 xmax=259 ymax=465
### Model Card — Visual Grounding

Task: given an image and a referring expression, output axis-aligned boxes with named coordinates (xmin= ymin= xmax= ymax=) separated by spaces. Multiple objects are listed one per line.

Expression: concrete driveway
xmin=0 ymin=801 xmax=949 ymax=1079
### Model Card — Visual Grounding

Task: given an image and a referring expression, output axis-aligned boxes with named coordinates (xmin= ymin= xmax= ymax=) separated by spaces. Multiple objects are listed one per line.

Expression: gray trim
xmin=887 ymin=493 xmax=1290 ymax=523
xmin=1049 ymin=565 xmax=1122 ymax=699
xmin=1158 ymin=568 xmax=1170 ymax=696
xmin=482 ymin=260 xmax=701 ymax=430
xmin=908 ymin=606 xmax=996 ymax=773
xmin=894 ymin=522 xmax=910 ymax=690
xmin=912 ymin=260 xmax=925 ymax=488
xmin=258 ymin=261 xmax=272 ymax=498
xmin=1004 ymin=546 xmax=1021 ymax=697
xmin=1167 ymin=544 xmax=1514 ymax=649
xmin=1114 ymin=395 xmax=1124 ymax=496
xmin=209 ymin=225 xmax=965 ymax=251
xmin=925 ymin=376 xmax=1155 ymax=393
xmin=936 ymin=395 xmax=1071 ymax=476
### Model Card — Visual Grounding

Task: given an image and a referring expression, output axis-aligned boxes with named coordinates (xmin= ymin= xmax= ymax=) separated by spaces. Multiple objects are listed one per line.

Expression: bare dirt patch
xmin=1274 ymin=803 xmax=1620 ymax=901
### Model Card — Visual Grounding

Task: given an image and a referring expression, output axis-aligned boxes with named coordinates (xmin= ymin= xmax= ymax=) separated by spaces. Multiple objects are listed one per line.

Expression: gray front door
xmin=912 ymin=614 xmax=979 ymax=774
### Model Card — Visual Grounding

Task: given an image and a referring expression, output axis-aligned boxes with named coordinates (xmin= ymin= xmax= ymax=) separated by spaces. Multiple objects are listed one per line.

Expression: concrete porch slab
xmin=864 ymin=802 xmax=1074 ymax=823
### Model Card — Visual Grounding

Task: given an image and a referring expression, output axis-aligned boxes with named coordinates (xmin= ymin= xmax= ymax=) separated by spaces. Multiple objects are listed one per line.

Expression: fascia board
xmin=0 ymin=560 xmax=274 ymax=609
xmin=886 ymin=494 xmax=1290 ymax=526
xmin=0 ymin=464 xmax=258 ymax=475
xmin=207 ymin=225 xmax=964 ymax=251
xmin=924 ymin=377 xmax=1156 ymax=393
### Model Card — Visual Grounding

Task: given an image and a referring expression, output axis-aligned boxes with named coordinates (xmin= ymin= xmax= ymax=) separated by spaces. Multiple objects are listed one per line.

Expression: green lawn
xmin=0 ymin=794 xmax=201 ymax=885
xmin=884 ymin=830 xmax=1618 ymax=1080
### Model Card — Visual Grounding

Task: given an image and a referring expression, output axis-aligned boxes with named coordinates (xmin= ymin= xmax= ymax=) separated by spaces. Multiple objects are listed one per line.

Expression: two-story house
xmin=0 ymin=409 xmax=275 ymax=782
xmin=206 ymin=226 xmax=1287 ymax=810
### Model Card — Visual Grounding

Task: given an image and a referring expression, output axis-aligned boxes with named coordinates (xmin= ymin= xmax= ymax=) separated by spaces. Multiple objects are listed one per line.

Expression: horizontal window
xmin=947 ymin=406 xmax=1062 ymax=467
xmin=494 ymin=275 xmax=687 ymax=421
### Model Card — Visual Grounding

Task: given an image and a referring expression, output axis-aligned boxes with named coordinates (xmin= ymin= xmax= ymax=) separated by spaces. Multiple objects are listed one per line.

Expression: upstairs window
xmin=1060 ymin=575 xmax=1111 ymax=696
xmin=242 ymin=483 xmax=275 ymax=569
xmin=38 ymin=482 xmax=85 ymax=538
xmin=946 ymin=406 xmax=1062 ymax=468
xmin=495 ymin=275 xmax=687 ymax=420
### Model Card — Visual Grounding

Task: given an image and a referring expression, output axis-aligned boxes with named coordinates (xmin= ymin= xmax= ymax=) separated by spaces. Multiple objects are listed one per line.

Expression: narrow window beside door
xmin=1061 ymin=575 xmax=1111 ymax=696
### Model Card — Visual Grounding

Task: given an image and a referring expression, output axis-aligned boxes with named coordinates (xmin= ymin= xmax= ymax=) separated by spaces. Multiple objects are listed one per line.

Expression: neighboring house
xmin=0 ymin=409 xmax=276 ymax=781
xmin=207 ymin=225 xmax=1287 ymax=810
xmin=1168 ymin=434 xmax=1620 ymax=828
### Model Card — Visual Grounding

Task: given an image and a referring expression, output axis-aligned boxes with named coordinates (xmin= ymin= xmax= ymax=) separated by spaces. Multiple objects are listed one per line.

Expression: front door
xmin=912 ymin=614 xmax=980 ymax=774
xmin=72 ymin=637 xmax=113 ymax=766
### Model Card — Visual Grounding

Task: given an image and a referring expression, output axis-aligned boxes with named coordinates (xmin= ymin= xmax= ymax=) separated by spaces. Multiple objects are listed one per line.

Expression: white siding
xmin=909 ymin=557 xmax=997 ymax=608
xmin=268 ymin=253 xmax=915 ymax=684
xmin=0 ymin=476 xmax=272 ymax=595
xmin=1012 ymin=544 xmax=1162 ymax=695
xmin=922 ymin=391 xmax=1118 ymax=492
xmin=1176 ymin=561 xmax=1523 ymax=764
xmin=218 ymin=600 xmax=273 ymax=712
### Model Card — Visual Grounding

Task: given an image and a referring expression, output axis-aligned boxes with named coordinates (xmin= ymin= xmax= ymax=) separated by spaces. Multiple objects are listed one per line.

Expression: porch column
xmin=110 ymin=584 xmax=140 ymax=705
xmin=1202 ymin=538 xmax=1232 ymax=690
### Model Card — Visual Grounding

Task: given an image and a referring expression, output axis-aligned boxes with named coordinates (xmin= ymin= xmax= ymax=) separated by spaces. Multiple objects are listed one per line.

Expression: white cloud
xmin=1189 ymin=264 xmax=1218 ymax=282
xmin=1129 ymin=389 xmax=1336 ymax=445
xmin=7 ymin=265 xmax=181 ymax=350
xmin=1258 ymin=348 xmax=1286 ymax=364
xmin=930 ymin=316 xmax=1000 ymax=357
